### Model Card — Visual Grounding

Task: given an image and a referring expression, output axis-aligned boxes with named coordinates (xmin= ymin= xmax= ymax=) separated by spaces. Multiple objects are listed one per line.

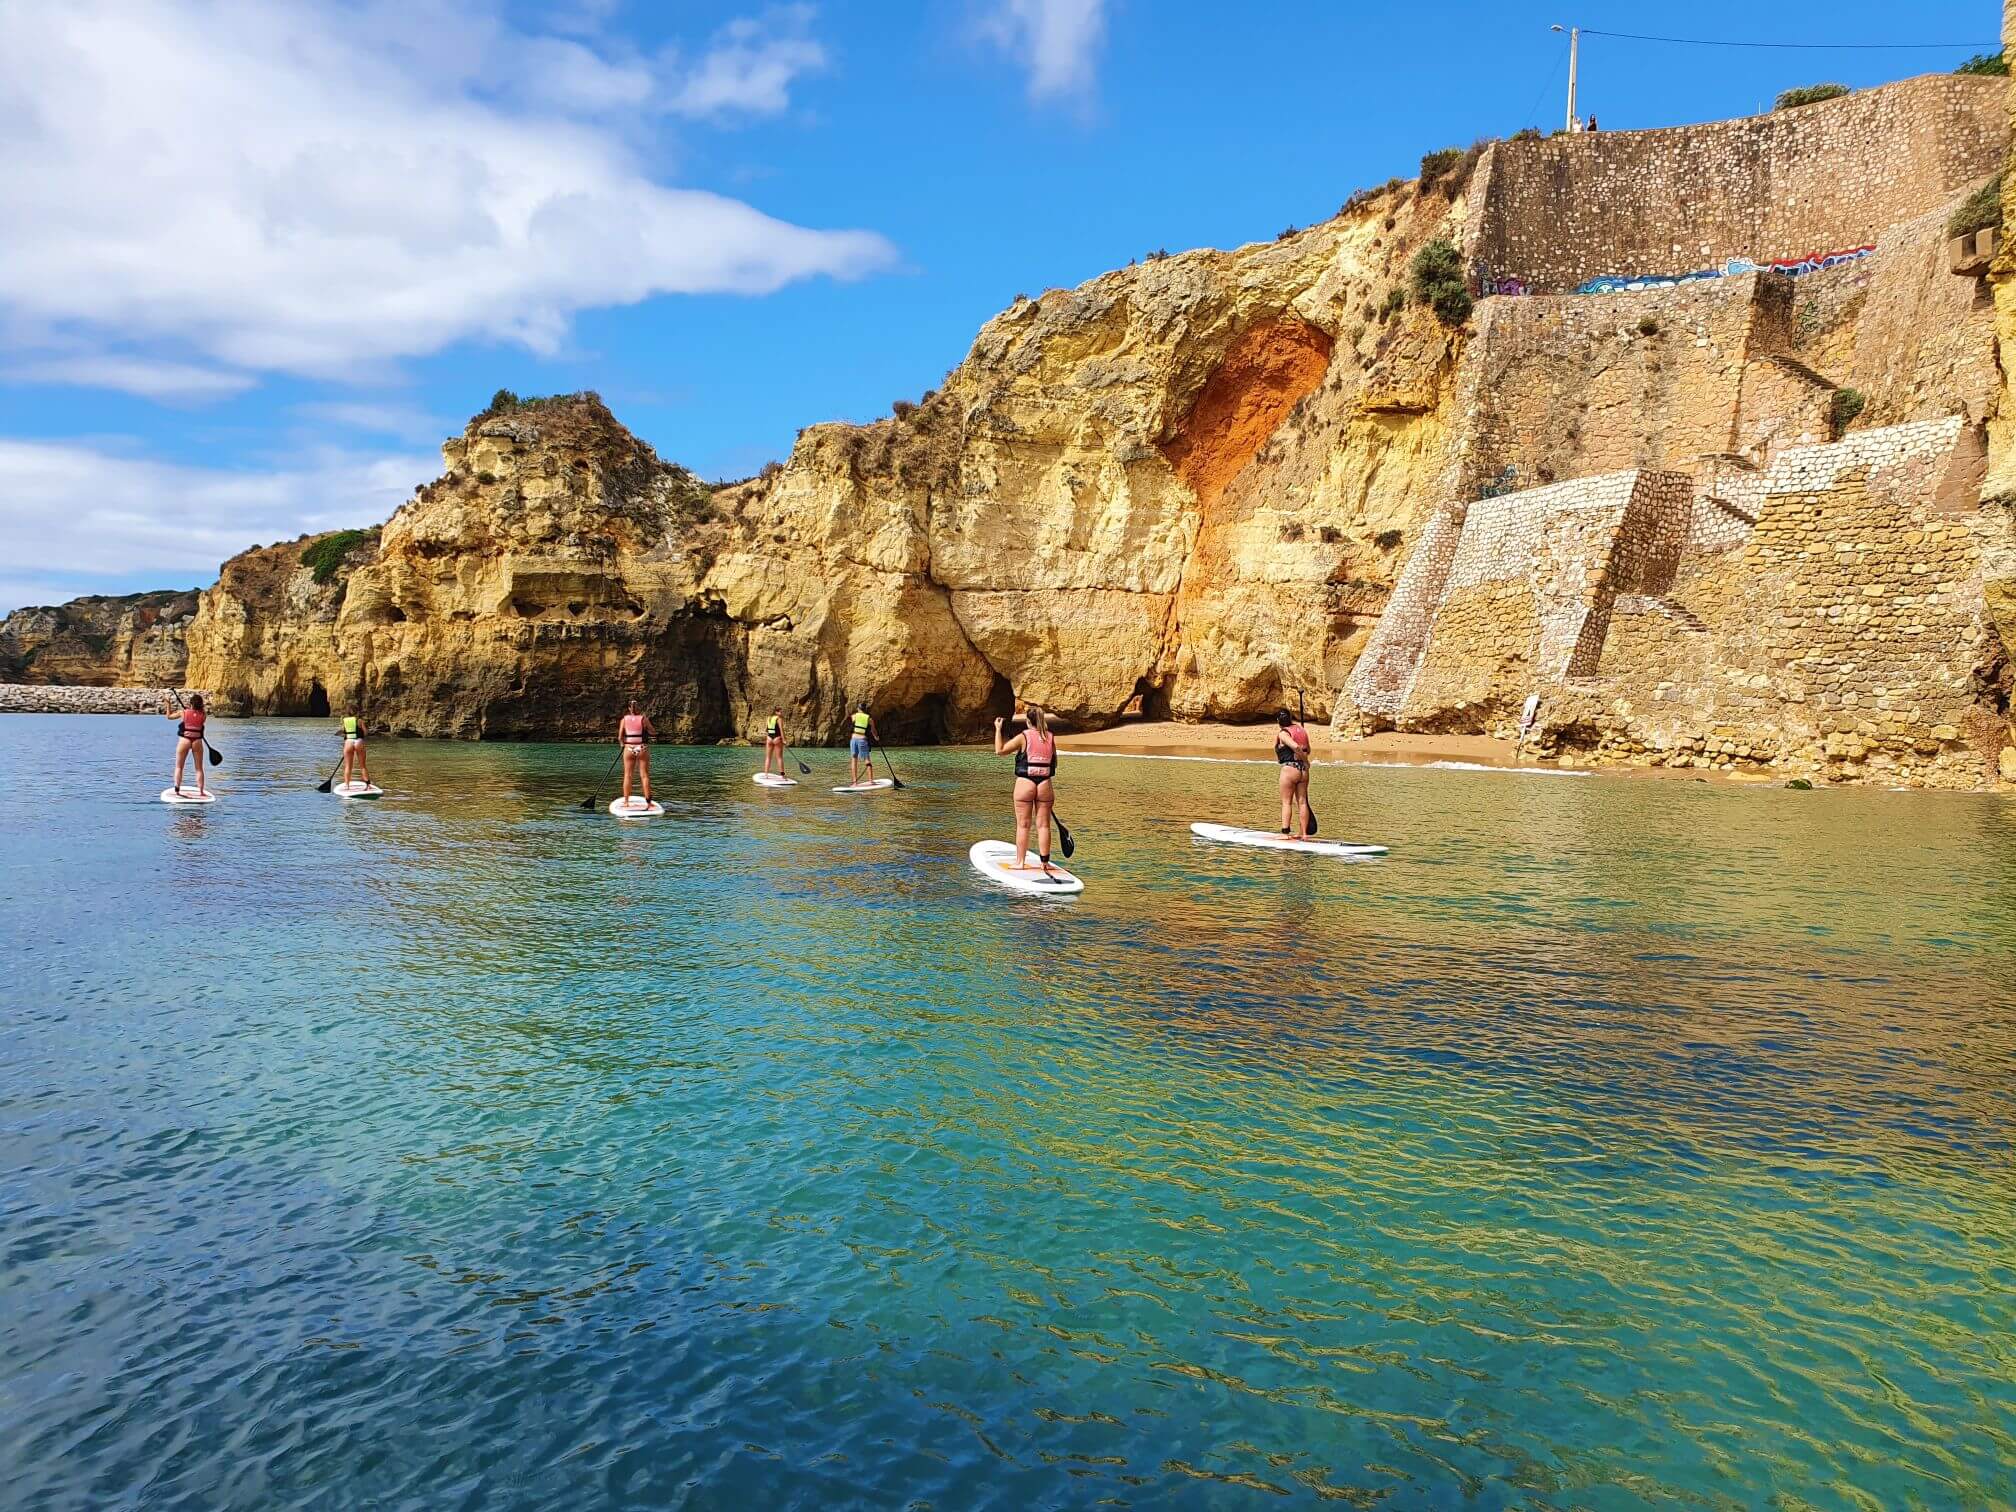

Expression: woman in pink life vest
xmin=1274 ymin=707 xmax=1312 ymax=839
xmin=993 ymin=704 xmax=1058 ymax=875
xmin=161 ymin=692 xmax=209 ymax=798
xmin=617 ymin=700 xmax=655 ymax=809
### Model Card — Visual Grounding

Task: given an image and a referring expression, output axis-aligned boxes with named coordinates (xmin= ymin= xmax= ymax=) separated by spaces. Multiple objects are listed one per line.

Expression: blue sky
xmin=0 ymin=0 xmax=2002 ymax=610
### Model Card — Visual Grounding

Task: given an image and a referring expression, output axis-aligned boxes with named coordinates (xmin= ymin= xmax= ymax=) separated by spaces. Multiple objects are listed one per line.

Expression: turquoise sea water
xmin=3 ymin=713 xmax=2014 ymax=1510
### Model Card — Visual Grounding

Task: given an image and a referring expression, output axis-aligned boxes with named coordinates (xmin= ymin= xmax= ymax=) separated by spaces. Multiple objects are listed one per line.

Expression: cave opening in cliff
xmin=306 ymin=681 xmax=329 ymax=718
xmin=1121 ymin=676 xmax=1171 ymax=724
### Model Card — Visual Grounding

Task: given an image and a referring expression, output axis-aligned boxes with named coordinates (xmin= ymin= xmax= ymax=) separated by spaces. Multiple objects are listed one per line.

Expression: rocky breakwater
xmin=0 ymin=591 xmax=197 ymax=686
xmin=0 ymin=684 xmax=198 ymax=714
xmin=188 ymin=172 xmax=1480 ymax=740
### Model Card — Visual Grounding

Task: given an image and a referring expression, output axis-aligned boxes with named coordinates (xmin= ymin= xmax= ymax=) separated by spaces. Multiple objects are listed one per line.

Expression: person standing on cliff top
xmin=762 ymin=709 xmax=786 ymax=776
xmin=617 ymin=699 xmax=655 ymax=810
xmin=1274 ymin=708 xmax=1313 ymax=839
xmin=847 ymin=702 xmax=877 ymax=785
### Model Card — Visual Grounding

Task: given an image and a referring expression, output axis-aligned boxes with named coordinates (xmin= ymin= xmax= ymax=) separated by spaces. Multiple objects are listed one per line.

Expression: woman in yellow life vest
xmin=339 ymin=712 xmax=369 ymax=790
xmin=762 ymin=709 xmax=785 ymax=776
xmin=847 ymin=703 xmax=876 ymax=786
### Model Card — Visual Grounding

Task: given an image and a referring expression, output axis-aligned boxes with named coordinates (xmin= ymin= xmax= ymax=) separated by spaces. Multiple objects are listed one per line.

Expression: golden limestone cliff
xmin=0 ymin=591 xmax=198 ymax=687
xmin=153 ymin=69 xmax=2016 ymax=786
xmin=187 ymin=170 xmax=1475 ymax=741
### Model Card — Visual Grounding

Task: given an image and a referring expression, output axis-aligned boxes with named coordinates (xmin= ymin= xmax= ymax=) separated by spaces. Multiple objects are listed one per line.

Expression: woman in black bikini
xmin=994 ymin=705 xmax=1058 ymax=874
xmin=162 ymin=692 xmax=209 ymax=798
xmin=1274 ymin=707 xmax=1312 ymax=839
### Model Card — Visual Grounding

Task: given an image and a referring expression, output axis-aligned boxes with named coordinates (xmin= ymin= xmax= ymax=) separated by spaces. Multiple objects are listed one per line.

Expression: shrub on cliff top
xmin=1947 ymin=173 xmax=2002 ymax=241
xmin=1956 ymin=50 xmax=2008 ymax=76
xmin=1829 ymin=387 xmax=1866 ymax=437
xmin=1418 ymin=146 xmax=1462 ymax=188
xmin=1409 ymin=239 xmax=1473 ymax=326
xmin=1774 ymin=83 xmax=1848 ymax=110
xmin=301 ymin=529 xmax=370 ymax=586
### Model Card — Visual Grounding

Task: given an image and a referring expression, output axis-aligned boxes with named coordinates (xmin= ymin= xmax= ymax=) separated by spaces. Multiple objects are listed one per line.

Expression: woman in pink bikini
xmin=161 ymin=692 xmax=209 ymax=797
xmin=993 ymin=705 xmax=1059 ymax=876
xmin=617 ymin=700 xmax=655 ymax=809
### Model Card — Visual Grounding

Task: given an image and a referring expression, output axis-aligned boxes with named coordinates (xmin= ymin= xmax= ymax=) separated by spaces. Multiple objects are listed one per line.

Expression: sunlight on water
xmin=3 ymin=715 xmax=2014 ymax=1508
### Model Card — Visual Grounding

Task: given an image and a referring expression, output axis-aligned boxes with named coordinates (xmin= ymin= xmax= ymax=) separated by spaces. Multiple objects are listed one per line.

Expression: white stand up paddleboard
xmin=1189 ymin=822 xmax=1387 ymax=857
xmin=833 ymin=778 xmax=896 ymax=794
xmin=752 ymin=772 xmax=798 ymax=787
xmin=968 ymin=840 xmax=1084 ymax=896
xmin=160 ymin=787 xmax=217 ymax=805
xmin=332 ymin=781 xmax=383 ymax=799
xmin=608 ymin=797 xmax=665 ymax=819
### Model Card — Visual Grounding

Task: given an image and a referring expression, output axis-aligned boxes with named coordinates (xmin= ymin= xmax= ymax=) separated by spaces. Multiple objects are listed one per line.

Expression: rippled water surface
xmin=4 ymin=714 xmax=2015 ymax=1510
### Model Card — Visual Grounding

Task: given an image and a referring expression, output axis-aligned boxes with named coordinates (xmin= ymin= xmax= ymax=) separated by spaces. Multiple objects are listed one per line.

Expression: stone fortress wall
xmin=1463 ymin=74 xmax=2004 ymax=294
xmin=1338 ymin=71 xmax=2016 ymax=787
xmin=1344 ymin=417 xmax=2007 ymax=786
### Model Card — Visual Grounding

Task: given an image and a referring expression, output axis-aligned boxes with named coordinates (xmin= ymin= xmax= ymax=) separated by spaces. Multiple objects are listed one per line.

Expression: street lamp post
xmin=1552 ymin=24 xmax=1580 ymax=132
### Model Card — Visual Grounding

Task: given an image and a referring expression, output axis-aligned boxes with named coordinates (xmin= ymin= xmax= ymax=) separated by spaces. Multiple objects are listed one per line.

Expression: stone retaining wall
xmin=1346 ymin=417 xmax=2011 ymax=787
xmin=1464 ymin=74 xmax=2004 ymax=296
xmin=0 ymin=684 xmax=204 ymax=714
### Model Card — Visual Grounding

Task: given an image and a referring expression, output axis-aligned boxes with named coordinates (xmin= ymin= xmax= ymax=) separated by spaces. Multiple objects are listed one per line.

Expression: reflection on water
xmin=3 ymin=715 xmax=2015 ymax=1509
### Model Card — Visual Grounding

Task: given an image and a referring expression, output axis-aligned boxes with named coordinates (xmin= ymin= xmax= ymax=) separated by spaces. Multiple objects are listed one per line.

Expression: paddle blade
xmin=316 ymin=779 xmax=333 ymax=793
xmin=797 ymin=760 xmax=811 ymax=774
xmin=207 ymin=746 xmax=223 ymax=766
xmin=1306 ymin=806 xmax=1319 ymax=836
xmin=579 ymin=795 xmax=597 ymax=810
xmin=1056 ymin=816 xmax=1075 ymax=859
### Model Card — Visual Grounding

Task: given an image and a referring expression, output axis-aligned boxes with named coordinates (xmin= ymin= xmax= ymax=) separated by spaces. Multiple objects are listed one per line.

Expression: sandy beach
xmin=1056 ymin=721 xmax=1529 ymax=769
xmin=1055 ymin=720 xmax=1782 ymax=783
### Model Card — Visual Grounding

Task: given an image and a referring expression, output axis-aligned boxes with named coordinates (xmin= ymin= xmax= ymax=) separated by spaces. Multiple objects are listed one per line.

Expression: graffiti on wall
xmin=1570 ymin=245 xmax=1873 ymax=296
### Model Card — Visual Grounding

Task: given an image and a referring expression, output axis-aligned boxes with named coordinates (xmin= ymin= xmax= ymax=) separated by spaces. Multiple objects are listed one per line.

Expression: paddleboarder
xmin=618 ymin=700 xmax=655 ymax=809
xmin=161 ymin=692 xmax=209 ymax=798
xmin=762 ymin=709 xmax=786 ymax=777
xmin=994 ymin=705 xmax=1058 ymax=875
xmin=1275 ymin=707 xmax=1312 ymax=839
xmin=339 ymin=711 xmax=371 ymax=790
xmin=847 ymin=702 xmax=877 ymax=786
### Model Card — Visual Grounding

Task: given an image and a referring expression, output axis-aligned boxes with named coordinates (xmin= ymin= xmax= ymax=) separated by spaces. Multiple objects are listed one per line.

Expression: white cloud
xmin=982 ymin=0 xmax=1108 ymax=104
xmin=0 ymin=0 xmax=891 ymax=385
xmin=0 ymin=357 xmax=255 ymax=402
xmin=669 ymin=9 xmax=827 ymax=120
xmin=0 ymin=438 xmax=434 ymax=608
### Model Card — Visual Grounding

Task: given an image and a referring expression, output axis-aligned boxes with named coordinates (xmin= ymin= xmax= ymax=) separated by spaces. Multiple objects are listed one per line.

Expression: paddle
xmin=580 ymin=745 xmax=621 ymax=810
xmin=314 ymin=747 xmax=344 ymax=793
xmin=1296 ymin=687 xmax=1320 ymax=837
xmin=1052 ymin=813 xmax=1075 ymax=861
xmin=870 ymin=737 xmax=906 ymax=791
xmin=779 ymin=740 xmax=812 ymax=777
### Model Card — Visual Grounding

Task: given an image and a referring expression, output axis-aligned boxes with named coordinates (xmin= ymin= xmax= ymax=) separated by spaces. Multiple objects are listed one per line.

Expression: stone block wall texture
xmin=1465 ymin=74 xmax=2004 ymax=295
xmin=1348 ymin=420 xmax=2008 ymax=785
xmin=1342 ymin=501 xmax=1465 ymax=718
xmin=1548 ymin=420 xmax=2007 ymax=786
xmin=1388 ymin=470 xmax=1692 ymax=724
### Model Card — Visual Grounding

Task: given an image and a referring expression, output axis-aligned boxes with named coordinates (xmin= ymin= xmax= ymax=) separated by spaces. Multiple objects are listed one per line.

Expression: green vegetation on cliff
xmin=1409 ymin=239 xmax=1472 ymax=326
xmin=301 ymin=529 xmax=371 ymax=585
xmin=1948 ymin=174 xmax=2002 ymax=241
xmin=1774 ymin=83 xmax=1849 ymax=111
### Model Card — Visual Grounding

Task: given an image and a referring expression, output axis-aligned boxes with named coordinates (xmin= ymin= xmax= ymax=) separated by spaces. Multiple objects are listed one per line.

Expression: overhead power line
xmin=1578 ymin=28 xmax=2000 ymax=51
